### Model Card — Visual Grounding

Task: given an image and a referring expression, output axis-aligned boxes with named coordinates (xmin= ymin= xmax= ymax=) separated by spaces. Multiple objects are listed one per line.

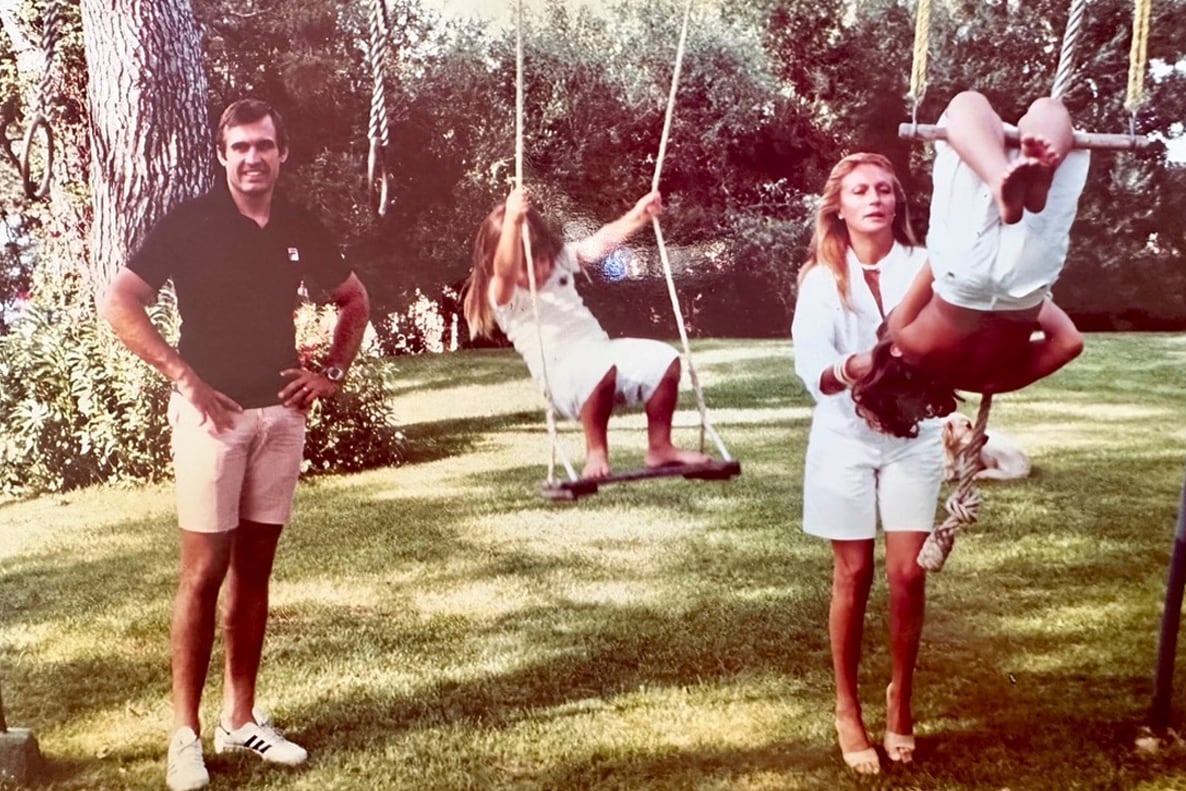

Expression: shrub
xmin=0 ymin=272 xmax=174 ymax=496
xmin=294 ymin=302 xmax=406 ymax=474
xmin=0 ymin=276 xmax=405 ymax=497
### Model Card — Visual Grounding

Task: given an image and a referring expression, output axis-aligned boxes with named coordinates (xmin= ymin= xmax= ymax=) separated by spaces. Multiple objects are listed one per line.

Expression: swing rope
xmin=366 ymin=0 xmax=392 ymax=217
xmin=1050 ymin=0 xmax=1088 ymax=101
xmin=906 ymin=0 xmax=931 ymax=129
xmin=515 ymin=0 xmax=577 ymax=485
xmin=901 ymin=0 xmax=1155 ymax=151
xmin=917 ymin=394 xmax=993 ymax=572
xmin=1125 ymin=0 xmax=1152 ymax=121
xmin=19 ymin=0 xmax=57 ymax=200
xmin=649 ymin=0 xmax=730 ymax=460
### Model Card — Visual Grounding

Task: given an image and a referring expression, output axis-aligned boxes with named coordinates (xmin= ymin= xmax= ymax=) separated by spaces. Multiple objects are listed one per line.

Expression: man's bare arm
xmin=100 ymin=268 xmax=241 ymax=429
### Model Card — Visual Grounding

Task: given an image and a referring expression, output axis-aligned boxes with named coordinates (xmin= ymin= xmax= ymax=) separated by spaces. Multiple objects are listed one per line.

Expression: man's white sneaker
xmin=213 ymin=707 xmax=307 ymax=766
xmin=166 ymin=727 xmax=209 ymax=791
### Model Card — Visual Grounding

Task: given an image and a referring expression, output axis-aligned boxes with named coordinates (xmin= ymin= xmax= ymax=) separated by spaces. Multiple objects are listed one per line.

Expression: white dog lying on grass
xmin=942 ymin=413 xmax=1032 ymax=482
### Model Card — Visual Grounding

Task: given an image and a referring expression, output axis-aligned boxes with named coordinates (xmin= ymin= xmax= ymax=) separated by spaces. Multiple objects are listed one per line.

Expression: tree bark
xmin=81 ymin=0 xmax=210 ymax=296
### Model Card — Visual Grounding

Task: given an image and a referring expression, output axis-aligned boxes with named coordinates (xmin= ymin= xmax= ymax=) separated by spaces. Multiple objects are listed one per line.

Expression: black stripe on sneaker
xmin=244 ymin=736 xmax=271 ymax=754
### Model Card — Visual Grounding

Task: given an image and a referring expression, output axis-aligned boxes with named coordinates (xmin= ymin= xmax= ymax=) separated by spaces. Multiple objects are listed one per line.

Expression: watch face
xmin=325 ymin=366 xmax=345 ymax=382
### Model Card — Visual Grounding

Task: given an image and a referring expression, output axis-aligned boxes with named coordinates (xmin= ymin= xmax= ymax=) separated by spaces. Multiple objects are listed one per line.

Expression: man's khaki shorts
xmin=168 ymin=392 xmax=307 ymax=533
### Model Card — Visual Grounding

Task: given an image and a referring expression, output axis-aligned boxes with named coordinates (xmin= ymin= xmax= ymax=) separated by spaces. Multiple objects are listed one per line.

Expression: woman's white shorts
xmin=802 ymin=420 xmax=943 ymax=540
xmin=548 ymin=337 xmax=678 ymax=420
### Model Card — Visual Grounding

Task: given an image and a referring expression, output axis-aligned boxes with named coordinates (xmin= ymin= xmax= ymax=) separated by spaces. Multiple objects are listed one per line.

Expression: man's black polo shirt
xmin=129 ymin=182 xmax=352 ymax=408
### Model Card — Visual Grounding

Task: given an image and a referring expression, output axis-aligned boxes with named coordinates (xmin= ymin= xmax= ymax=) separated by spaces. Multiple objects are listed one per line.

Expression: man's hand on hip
xmin=279 ymin=368 xmax=339 ymax=409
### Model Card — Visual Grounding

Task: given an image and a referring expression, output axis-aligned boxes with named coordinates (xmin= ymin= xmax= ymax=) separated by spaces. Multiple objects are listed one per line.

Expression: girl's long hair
xmin=850 ymin=330 xmax=960 ymax=438
xmin=462 ymin=199 xmax=565 ymax=339
xmin=799 ymin=152 xmax=919 ymax=309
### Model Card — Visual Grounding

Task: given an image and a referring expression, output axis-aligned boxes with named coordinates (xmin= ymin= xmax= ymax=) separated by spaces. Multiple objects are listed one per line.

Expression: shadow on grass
xmin=395 ymin=409 xmax=544 ymax=467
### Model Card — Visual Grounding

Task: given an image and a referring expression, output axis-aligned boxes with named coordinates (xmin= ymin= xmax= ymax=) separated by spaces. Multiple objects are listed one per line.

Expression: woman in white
xmin=791 ymin=153 xmax=944 ymax=774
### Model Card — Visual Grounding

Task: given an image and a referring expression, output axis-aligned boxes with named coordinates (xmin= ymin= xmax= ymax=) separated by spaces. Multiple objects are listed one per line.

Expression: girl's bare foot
xmin=582 ymin=449 xmax=611 ymax=479
xmin=1019 ymin=133 xmax=1058 ymax=213
xmin=996 ymin=156 xmax=1046 ymax=224
xmin=645 ymin=445 xmax=711 ymax=469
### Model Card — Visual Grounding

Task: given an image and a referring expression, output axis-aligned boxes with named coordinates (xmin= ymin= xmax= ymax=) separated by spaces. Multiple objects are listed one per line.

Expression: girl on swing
xmin=852 ymin=90 xmax=1089 ymax=437
xmin=463 ymin=186 xmax=710 ymax=479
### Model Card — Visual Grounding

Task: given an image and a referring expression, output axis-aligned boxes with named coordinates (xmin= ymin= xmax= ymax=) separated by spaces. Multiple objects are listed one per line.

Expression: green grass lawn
xmin=3 ymin=334 xmax=1186 ymax=790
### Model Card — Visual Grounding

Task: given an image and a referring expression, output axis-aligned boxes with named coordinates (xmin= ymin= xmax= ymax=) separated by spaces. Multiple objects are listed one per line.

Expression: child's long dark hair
xmin=462 ymin=199 xmax=565 ymax=339
xmin=850 ymin=331 xmax=960 ymax=438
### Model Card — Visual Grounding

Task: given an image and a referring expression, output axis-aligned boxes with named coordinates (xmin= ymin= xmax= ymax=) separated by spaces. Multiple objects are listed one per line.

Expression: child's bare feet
xmin=996 ymin=156 xmax=1045 ymax=224
xmin=582 ymin=449 xmax=611 ymax=480
xmin=645 ymin=445 xmax=711 ymax=469
xmin=1019 ymin=133 xmax=1058 ymax=213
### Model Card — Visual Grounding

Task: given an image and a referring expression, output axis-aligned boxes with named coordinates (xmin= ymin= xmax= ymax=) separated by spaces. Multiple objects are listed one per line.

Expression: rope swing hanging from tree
xmin=908 ymin=0 xmax=1156 ymax=572
xmin=512 ymin=0 xmax=740 ymax=501
xmin=5 ymin=0 xmax=58 ymax=200
xmin=365 ymin=0 xmax=392 ymax=217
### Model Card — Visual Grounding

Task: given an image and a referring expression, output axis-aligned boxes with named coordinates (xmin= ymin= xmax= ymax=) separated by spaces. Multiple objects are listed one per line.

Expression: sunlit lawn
xmin=2 ymin=335 xmax=1186 ymax=789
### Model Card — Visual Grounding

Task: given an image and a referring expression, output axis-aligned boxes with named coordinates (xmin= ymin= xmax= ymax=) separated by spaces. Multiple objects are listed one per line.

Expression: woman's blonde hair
xmin=799 ymin=152 xmax=919 ymax=309
xmin=462 ymin=200 xmax=565 ymax=339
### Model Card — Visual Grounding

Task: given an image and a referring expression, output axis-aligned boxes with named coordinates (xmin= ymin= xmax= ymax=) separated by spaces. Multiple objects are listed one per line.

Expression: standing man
xmin=101 ymin=98 xmax=370 ymax=791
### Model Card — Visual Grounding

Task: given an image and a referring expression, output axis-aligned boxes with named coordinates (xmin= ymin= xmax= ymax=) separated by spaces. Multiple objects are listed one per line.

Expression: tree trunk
xmin=81 ymin=0 xmax=210 ymax=297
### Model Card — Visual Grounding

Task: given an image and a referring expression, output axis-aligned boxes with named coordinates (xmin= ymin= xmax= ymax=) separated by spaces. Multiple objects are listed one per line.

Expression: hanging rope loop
xmin=366 ymin=0 xmax=392 ymax=217
xmin=19 ymin=0 xmax=58 ymax=200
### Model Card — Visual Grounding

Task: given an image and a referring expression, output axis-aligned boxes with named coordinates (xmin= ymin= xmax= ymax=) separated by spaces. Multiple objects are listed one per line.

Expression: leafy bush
xmin=294 ymin=302 xmax=406 ymax=474
xmin=0 ymin=277 xmax=405 ymax=497
xmin=0 ymin=272 xmax=174 ymax=496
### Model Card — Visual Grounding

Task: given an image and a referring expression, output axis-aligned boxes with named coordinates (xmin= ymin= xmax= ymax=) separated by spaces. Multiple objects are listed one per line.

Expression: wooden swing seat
xmin=541 ymin=459 xmax=742 ymax=501
xmin=898 ymin=122 xmax=1155 ymax=152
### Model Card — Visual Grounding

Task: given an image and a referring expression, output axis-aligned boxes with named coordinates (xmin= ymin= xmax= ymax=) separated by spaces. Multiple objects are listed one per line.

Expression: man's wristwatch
xmin=323 ymin=365 xmax=346 ymax=383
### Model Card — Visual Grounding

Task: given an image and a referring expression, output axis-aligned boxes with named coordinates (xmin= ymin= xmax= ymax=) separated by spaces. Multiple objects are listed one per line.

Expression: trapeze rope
xmin=906 ymin=0 xmax=931 ymax=129
xmin=1051 ymin=0 xmax=1088 ymax=100
xmin=1125 ymin=0 xmax=1152 ymax=117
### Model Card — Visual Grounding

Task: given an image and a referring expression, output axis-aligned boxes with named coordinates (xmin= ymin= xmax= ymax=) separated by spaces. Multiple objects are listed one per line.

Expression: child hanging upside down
xmin=852 ymin=90 xmax=1089 ymax=437
xmin=463 ymin=186 xmax=710 ymax=479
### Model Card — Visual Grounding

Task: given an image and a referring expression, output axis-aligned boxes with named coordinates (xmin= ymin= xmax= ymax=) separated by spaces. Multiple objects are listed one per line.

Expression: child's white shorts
xmin=802 ymin=420 xmax=943 ymax=540
xmin=548 ymin=337 xmax=678 ymax=420
xmin=927 ymin=117 xmax=1090 ymax=312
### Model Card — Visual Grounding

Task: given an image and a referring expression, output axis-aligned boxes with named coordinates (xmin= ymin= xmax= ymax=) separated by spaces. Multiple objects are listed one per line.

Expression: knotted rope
xmin=366 ymin=0 xmax=392 ymax=217
xmin=917 ymin=394 xmax=993 ymax=571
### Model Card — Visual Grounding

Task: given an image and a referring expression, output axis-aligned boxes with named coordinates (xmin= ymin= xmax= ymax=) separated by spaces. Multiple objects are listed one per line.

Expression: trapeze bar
xmin=898 ymin=123 xmax=1156 ymax=152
